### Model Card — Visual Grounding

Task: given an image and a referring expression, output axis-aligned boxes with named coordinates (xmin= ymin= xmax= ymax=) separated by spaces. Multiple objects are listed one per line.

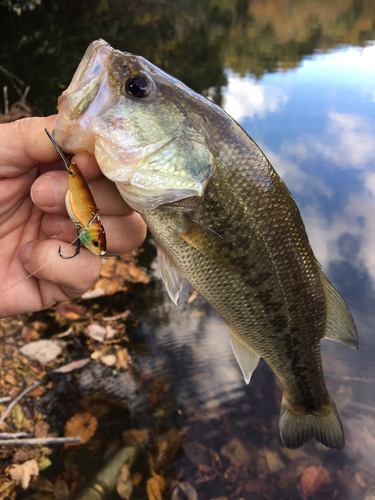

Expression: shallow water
xmin=1 ymin=0 xmax=375 ymax=498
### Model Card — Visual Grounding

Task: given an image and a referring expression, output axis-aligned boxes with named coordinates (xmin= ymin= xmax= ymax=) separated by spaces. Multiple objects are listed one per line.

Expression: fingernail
xmin=19 ymin=241 xmax=35 ymax=264
xmin=31 ymin=175 xmax=59 ymax=208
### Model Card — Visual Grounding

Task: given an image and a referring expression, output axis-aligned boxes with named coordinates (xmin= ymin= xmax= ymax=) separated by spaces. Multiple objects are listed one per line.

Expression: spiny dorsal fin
xmin=227 ymin=324 xmax=260 ymax=384
xmin=156 ymin=242 xmax=184 ymax=305
xmin=320 ymin=270 xmax=358 ymax=350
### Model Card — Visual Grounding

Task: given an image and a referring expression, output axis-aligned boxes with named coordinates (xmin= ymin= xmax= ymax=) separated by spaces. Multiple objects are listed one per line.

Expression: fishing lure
xmin=45 ymin=129 xmax=106 ymax=258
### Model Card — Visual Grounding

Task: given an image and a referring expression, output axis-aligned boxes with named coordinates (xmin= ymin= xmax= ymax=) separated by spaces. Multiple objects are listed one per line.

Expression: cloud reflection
xmin=222 ymin=71 xmax=288 ymax=121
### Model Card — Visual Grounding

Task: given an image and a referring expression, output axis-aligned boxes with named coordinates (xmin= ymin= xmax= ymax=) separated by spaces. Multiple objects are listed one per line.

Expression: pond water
xmin=1 ymin=0 xmax=375 ymax=499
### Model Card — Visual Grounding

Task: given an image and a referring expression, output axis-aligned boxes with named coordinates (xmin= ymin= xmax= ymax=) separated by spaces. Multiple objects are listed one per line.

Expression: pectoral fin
xmin=319 ymin=270 xmax=358 ymax=349
xmin=176 ymin=216 xmax=240 ymax=274
xmin=156 ymin=243 xmax=184 ymax=305
xmin=227 ymin=325 xmax=260 ymax=384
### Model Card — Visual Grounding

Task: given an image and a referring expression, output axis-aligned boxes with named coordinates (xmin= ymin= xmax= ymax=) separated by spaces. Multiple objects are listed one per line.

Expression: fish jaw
xmin=55 ymin=39 xmax=216 ymax=211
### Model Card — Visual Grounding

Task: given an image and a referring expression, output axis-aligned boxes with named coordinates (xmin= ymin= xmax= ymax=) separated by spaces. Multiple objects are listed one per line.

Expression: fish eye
xmin=124 ymin=75 xmax=149 ymax=98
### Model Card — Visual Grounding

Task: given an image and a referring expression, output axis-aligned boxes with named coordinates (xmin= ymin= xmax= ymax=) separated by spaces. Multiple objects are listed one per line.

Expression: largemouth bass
xmin=54 ymin=39 xmax=358 ymax=450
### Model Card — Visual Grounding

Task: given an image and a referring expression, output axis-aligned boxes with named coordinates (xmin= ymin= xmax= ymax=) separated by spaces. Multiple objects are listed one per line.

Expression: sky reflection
xmin=223 ymin=43 xmax=375 ymax=332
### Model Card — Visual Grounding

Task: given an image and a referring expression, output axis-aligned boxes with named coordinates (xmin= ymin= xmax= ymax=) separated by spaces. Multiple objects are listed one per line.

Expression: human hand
xmin=0 ymin=116 xmax=147 ymax=318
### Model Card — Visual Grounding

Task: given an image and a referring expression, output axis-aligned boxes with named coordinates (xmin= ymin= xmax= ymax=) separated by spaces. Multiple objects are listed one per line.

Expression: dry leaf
xmin=87 ymin=324 xmax=107 ymax=342
xmin=64 ymin=412 xmax=97 ymax=447
xmin=147 ymin=473 xmax=168 ymax=500
xmin=56 ymin=303 xmax=87 ymax=320
xmin=34 ymin=420 xmax=49 ymax=438
xmin=12 ymin=403 xmax=24 ymax=429
xmin=9 ymin=459 xmax=39 ymax=489
xmin=54 ymin=358 xmax=90 ymax=373
xmin=116 ymin=348 xmax=129 ymax=369
xmin=101 ymin=354 xmax=117 ymax=367
xmin=19 ymin=340 xmax=63 ymax=364
xmin=116 ymin=464 xmax=132 ymax=500
xmin=300 ymin=465 xmax=331 ymax=499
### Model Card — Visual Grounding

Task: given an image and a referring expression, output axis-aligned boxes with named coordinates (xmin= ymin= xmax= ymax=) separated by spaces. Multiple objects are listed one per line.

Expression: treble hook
xmin=58 ymin=232 xmax=81 ymax=259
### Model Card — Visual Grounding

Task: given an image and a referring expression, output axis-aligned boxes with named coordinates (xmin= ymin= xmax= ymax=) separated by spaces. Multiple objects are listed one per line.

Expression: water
xmin=1 ymin=0 xmax=375 ymax=498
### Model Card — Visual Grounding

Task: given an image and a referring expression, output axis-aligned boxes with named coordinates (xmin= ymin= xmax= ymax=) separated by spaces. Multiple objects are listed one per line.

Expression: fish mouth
xmin=54 ymin=39 xmax=115 ymax=153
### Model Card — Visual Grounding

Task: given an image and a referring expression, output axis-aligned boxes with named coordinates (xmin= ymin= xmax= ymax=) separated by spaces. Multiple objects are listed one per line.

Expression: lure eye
xmin=93 ymin=240 xmax=99 ymax=247
xmin=125 ymin=75 xmax=149 ymax=98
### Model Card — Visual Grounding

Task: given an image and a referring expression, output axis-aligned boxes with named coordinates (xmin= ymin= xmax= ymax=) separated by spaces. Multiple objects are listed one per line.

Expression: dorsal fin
xmin=320 ymin=270 xmax=358 ymax=349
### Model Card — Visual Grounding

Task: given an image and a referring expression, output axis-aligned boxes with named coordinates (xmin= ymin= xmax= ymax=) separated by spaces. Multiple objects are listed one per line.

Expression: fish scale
xmin=54 ymin=39 xmax=358 ymax=450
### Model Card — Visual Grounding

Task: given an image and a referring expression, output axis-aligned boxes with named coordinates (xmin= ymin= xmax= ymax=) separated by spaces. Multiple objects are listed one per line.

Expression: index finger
xmin=0 ymin=115 xmax=59 ymax=176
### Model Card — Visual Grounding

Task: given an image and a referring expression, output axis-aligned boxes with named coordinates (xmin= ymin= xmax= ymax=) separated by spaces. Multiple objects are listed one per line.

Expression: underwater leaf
xmin=146 ymin=473 xmax=168 ymax=500
xmin=122 ymin=429 xmax=149 ymax=446
xmin=171 ymin=481 xmax=198 ymax=500
xmin=64 ymin=412 xmax=97 ymax=447
xmin=34 ymin=420 xmax=49 ymax=438
xmin=9 ymin=459 xmax=39 ymax=489
xmin=300 ymin=465 xmax=331 ymax=499
xmin=116 ymin=464 xmax=132 ymax=499
xmin=220 ymin=438 xmax=252 ymax=465
xmin=195 ymin=465 xmax=218 ymax=483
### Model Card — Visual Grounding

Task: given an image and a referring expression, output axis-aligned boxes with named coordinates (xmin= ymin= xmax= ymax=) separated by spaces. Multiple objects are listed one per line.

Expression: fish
xmin=53 ymin=39 xmax=358 ymax=450
xmin=45 ymin=129 xmax=106 ymax=258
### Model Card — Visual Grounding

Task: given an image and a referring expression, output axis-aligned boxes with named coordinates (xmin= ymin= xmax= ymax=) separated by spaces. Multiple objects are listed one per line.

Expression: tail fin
xmin=279 ymin=395 xmax=344 ymax=450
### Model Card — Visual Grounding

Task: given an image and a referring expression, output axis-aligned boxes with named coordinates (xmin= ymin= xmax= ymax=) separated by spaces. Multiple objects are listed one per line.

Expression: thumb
xmin=0 ymin=116 xmax=59 ymax=175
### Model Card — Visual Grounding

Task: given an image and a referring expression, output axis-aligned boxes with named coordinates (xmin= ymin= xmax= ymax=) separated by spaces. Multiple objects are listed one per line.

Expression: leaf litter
xmin=0 ymin=246 xmax=373 ymax=499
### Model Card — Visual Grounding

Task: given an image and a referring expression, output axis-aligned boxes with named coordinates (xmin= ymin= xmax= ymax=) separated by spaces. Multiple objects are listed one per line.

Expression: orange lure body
xmin=45 ymin=129 xmax=106 ymax=257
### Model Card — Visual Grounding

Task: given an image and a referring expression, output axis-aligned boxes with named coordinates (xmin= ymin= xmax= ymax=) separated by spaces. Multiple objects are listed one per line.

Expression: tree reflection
xmin=0 ymin=0 xmax=374 ymax=114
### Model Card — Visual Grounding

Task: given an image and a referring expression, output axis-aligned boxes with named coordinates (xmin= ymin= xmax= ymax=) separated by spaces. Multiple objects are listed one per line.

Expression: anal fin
xmin=227 ymin=325 xmax=260 ymax=384
xmin=156 ymin=243 xmax=184 ymax=305
xmin=320 ymin=270 xmax=358 ymax=349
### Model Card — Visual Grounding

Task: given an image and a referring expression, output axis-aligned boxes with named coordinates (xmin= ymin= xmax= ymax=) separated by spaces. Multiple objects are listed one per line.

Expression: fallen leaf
xmin=122 ymin=429 xmax=149 ymax=446
xmin=54 ymin=358 xmax=90 ymax=373
xmin=56 ymin=303 xmax=87 ymax=320
xmin=87 ymin=324 xmax=106 ymax=342
xmin=12 ymin=403 xmax=24 ymax=429
xmin=195 ymin=465 xmax=218 ymax=483
xmin=146 ymin=473 xmax=168 ymax=500
xmin=101 ymin=354 xmax=117 ymax=367
xmin=19 ymin=340 xmax=63 ymax=364
xmin=9 ymin=459 xmax=39 ymax=489
xmin=64 ymin=412 xmax=97 ymax=447
xmin=157 ymin=429 xmax=182 ymax=466
xmin=171 ymin=481 xmax=198 ymax=500
xmin=300 ymin=465 xmax=331 ymax=500
xmin=105 ymin=325 xmax=117 ymax=339
xmin=183 ymin=441 xmax=210 ymax=467
xmin=220 ymin=438 xmax=252 ymax=465
xmin=27 ymin=385 xmax=46 ymax=397
xmin=116 ymin=349 xmax=129 ymax=370
xmin=116 ymin=464 xmax=132 ymax=500
xmin=54 ymin=478 xmax=70 ymax=500
xmin=223 ymin=464 xmax=241 ymax=482
xmin=132 ymin=472 xmax=143 ymax=486
xmin=34 ymin=420 xmax=49 ymax=438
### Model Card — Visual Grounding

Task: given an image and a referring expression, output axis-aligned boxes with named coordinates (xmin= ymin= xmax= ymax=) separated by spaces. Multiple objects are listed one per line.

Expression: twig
xmin=0 ymin=436 xmax=81 ymax=446
xmin=0 ymin=397 xmax=11 ymax=404
xmin=0 ymin=381 xmax=42 ymax=425
xmin=0 ymin=432 xmax=34 ymax=439
xmin=3 ymin=86 xmax=9 ymax=115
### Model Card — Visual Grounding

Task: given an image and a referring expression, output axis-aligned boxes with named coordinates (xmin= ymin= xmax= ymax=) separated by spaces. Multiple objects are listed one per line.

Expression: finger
xmin=42 ymin=211 xmax=147 ymax=255
xmin=21 ymin=238 xmax=102 ymax=302
xmin=31 ymin=170 xmax=133 ymax=216
xmin=0 ymin=116 xmax=59 ymax=175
